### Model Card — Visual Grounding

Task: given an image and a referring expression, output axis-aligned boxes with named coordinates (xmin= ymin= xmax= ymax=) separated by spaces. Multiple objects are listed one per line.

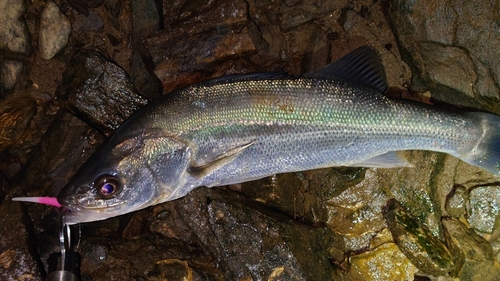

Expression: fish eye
xmin=94 ymin=175 xmax=121 ymax=198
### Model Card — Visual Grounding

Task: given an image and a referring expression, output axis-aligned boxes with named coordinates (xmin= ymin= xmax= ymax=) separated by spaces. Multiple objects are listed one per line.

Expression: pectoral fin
xmin=189 ymin=140 xmax=256 ymax=179
xmin=350 ymin=151 xmax=413 ymax=168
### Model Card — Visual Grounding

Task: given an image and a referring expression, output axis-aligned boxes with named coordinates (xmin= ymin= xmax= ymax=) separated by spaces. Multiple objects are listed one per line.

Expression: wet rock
xmin=282 ymin=0 xmax=300 ymax=7
xmin=379 ymin=151 xmax=446 ymax=238
xmin=383 ymin=199 xmax=455 ymax=276
xmin=340 ymin=10 xmax=361 ymax=32
xmin=148 ymin=187 xmax=337 ymax=280
xmin=442 ymin=218 xmax=500 ymax=280
xmin=277 ymin=0 xmax=345 ymax=32
xmin=0 ymin=60 xmax=24 ymax=91
xmin=78 ymin=234 xmax=219 ymax=281
xmin=386 ymin=0 xmax=500 ymax=113
xmin=8 ymin=110 xmax=104 ymax=277
xmin=172 ymin=0 xmax=249 ymax=33
xmin=326 ymin=169 xmax=389 ymax=252
xmin=349 ymin=243 xmax=418 ymax=281
xmin=69 ymin=186 xmax=343 ymax=280
xmin=0 ymin=94 xmax=36 ymax=151
xmin=39 ymin=1 xmax=71 ymax=60
xmin=56 ymin=50 xmax=148 ymax=134
xmin=13 ymin=110 xmax=102 ymax=198
xmin=236 ymin=168 xmax=365 ymax=224
xmin=66 ymin=0 xmax=89 ymax=16
xmin=490 ymin=223 xmax=500 ymax=263
xmin=130 ymin=0 xmax=162 ymax=99
xmin=0 ymin=0 xmax=30 ymax=54
xmin=72 ymin=10 xmax=104 ymax=32
xmin=284 ymin=23 xmax=329 ymax=74
xmin=323 ymin=151 xmax=448 ymax=258
xmin=0 ymin=201 xmax=44 ymax=281
xmin=445 ymin=185 xmax=469 ymax=219
xmin=467 ymin=185 xmax=500 ymax=233
xmin=0 ymin=0 xmax=30 ymax=91
xmin=147 ymin=26 xmax=260 ymax=94
xmin=146 ymin=0 xmax=264 ymax=93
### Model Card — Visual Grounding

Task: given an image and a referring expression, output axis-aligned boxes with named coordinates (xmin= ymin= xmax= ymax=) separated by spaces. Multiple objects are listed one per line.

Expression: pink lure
xmin=12 ymin=196 xmax=62 ymax=208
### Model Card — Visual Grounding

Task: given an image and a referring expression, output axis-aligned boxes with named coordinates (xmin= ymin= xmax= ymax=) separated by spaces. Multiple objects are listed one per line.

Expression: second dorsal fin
xmin=305 ymin=46 xmax=388 ymax=92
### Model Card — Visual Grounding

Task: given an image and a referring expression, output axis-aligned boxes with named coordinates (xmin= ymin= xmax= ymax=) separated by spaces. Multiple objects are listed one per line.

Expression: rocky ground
xmin=1 ymin=0 xmax=500 ymax=280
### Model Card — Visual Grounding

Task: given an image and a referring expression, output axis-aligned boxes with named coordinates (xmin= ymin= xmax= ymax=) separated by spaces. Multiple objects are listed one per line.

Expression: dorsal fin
xmin=305 ymin=46 xmax=388 ymax=92
xmin=201 ymin=72 xmax=289 ymax=87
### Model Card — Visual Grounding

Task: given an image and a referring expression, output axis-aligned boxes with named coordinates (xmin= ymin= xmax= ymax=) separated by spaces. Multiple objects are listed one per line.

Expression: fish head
xmin=58 ymin=132 xmax=191 ymax=225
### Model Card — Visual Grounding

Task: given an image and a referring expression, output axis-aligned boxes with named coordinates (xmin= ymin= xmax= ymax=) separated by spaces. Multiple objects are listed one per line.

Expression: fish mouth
xmin=59 ymin=192 xmax=125 ymax=210
xmin=60 ymin=198 xmax=126 ymax=225
xmin=61 ymin=204 xmax=125 ymax=225
xmin=63 ymin=211 xmax=113 ymax=225
xmin=76 ymin=199 xmax=125 ymax=210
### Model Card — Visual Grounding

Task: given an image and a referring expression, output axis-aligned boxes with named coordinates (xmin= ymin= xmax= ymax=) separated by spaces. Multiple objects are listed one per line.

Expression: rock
xmin=490 ymin=223 xmax=500 ymax=263
xmin=39 ymin=1 xmax=72 ymax=60
xmin=8 ymin=110 xmax=104 ymax=277
xmin=146 ymin=0 xmax=264 ymax=94
xmin=340 ymin=10 xmax=360 ymax=32
xmin=148 ymin=187 xmax=337 ymax=280
xmin=66 ymin=0 xmax=89 ymax=16
xmin=349 ymin=243 xmax=418 ymax=281
xmin=72 ymin=10 xmax=104 ymax=32
xmin=467 ymin=185 xmax=500 ymax=233
xmin=386 ymin=0 xmax=500 ymax=113
xmin=12 ymin=110 xmax=103 ymax=198
xmin=61 ymin=186 xmax=344 ymax=280
xmin=445 ymin=185 xmax=468 ymax=219
xmin=442 ymin=218 xmax=500 ymax=280
xmin=325 ymin=168 xmax=389 ymax=252
xmin=277 ymin=0 xmax=345 ymax=32
xmin=0 ymin=0 xmax=30 ymax=91
xmin=0 ymin=60 xmax=24 ymax=91
xmin=0 ymin=201 xmax=45 ymax=281
xmin=379 ymin=151 xmax=447 ymax=238
xmin=56 ymin=50 xmax=148 ymax=134
xmin=147 ymin=26 xmax=260 ymax=94
xmin=0 ymin=94 xmax=36 ymax=151
xmin=237 ymin=167 xmax=366 ymax=226
xmin=383 ymin=199 xmax=455 ymax=276
xmin=130 ymin=0 xmax=162 ymax=99
xmin=0 ymin=0 xmax=30 ymax=54
xmin=283 ymin=23 xmax=329 ymax=74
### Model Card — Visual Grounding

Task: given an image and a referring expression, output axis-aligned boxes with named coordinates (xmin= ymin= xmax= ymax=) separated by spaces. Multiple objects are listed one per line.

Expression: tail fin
xmin=461 ymin=112 xmax=500 ymax=175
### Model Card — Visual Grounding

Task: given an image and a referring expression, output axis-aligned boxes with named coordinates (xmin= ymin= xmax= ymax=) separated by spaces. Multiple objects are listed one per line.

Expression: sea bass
xmin=14 ymin=47 xmax=500 ymax=224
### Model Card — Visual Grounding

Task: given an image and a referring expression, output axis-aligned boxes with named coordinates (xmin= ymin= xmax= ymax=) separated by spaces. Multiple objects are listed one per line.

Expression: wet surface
xmin=1 ymin=0 xmax=500 ymax=280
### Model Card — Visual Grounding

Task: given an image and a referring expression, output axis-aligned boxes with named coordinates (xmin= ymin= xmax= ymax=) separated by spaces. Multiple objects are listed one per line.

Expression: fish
xmin=13 ymin=46 xmax=500 ymax=225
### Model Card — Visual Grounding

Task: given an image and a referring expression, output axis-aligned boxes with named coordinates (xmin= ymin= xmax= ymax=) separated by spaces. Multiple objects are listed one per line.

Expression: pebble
xmin=0 ymin=60 xmax=23 ymax=90
xmin=443 ymin=218 xmax=500 ymax=279
xmin=349 ymin=243 xmax=418 ymax=281
xmin=0 ymin=0 xmax=29 ymax=54
xmin=446 ymin=185 xmax=469 ymax=218
xmin=383 ymin=199 xmax=456 ymax=276
xmin=0 ymin=0 xmax=29 ymax=90
xmin=72 ymin=10 xmax=104 ymax=32
xmin=467 ymin=186 xmax=500 ymax=233
xmin=39 ymin=1 xmax=71 ymax=60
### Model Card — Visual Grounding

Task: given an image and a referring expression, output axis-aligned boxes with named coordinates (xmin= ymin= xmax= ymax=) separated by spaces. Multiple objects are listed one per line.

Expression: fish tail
xmin=461 ymin=112 xmax=500 ymax=175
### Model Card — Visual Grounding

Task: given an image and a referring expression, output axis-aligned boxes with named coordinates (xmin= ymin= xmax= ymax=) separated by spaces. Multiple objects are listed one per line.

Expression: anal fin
xmin=350 ymin=151 xmax=413 ymax=168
